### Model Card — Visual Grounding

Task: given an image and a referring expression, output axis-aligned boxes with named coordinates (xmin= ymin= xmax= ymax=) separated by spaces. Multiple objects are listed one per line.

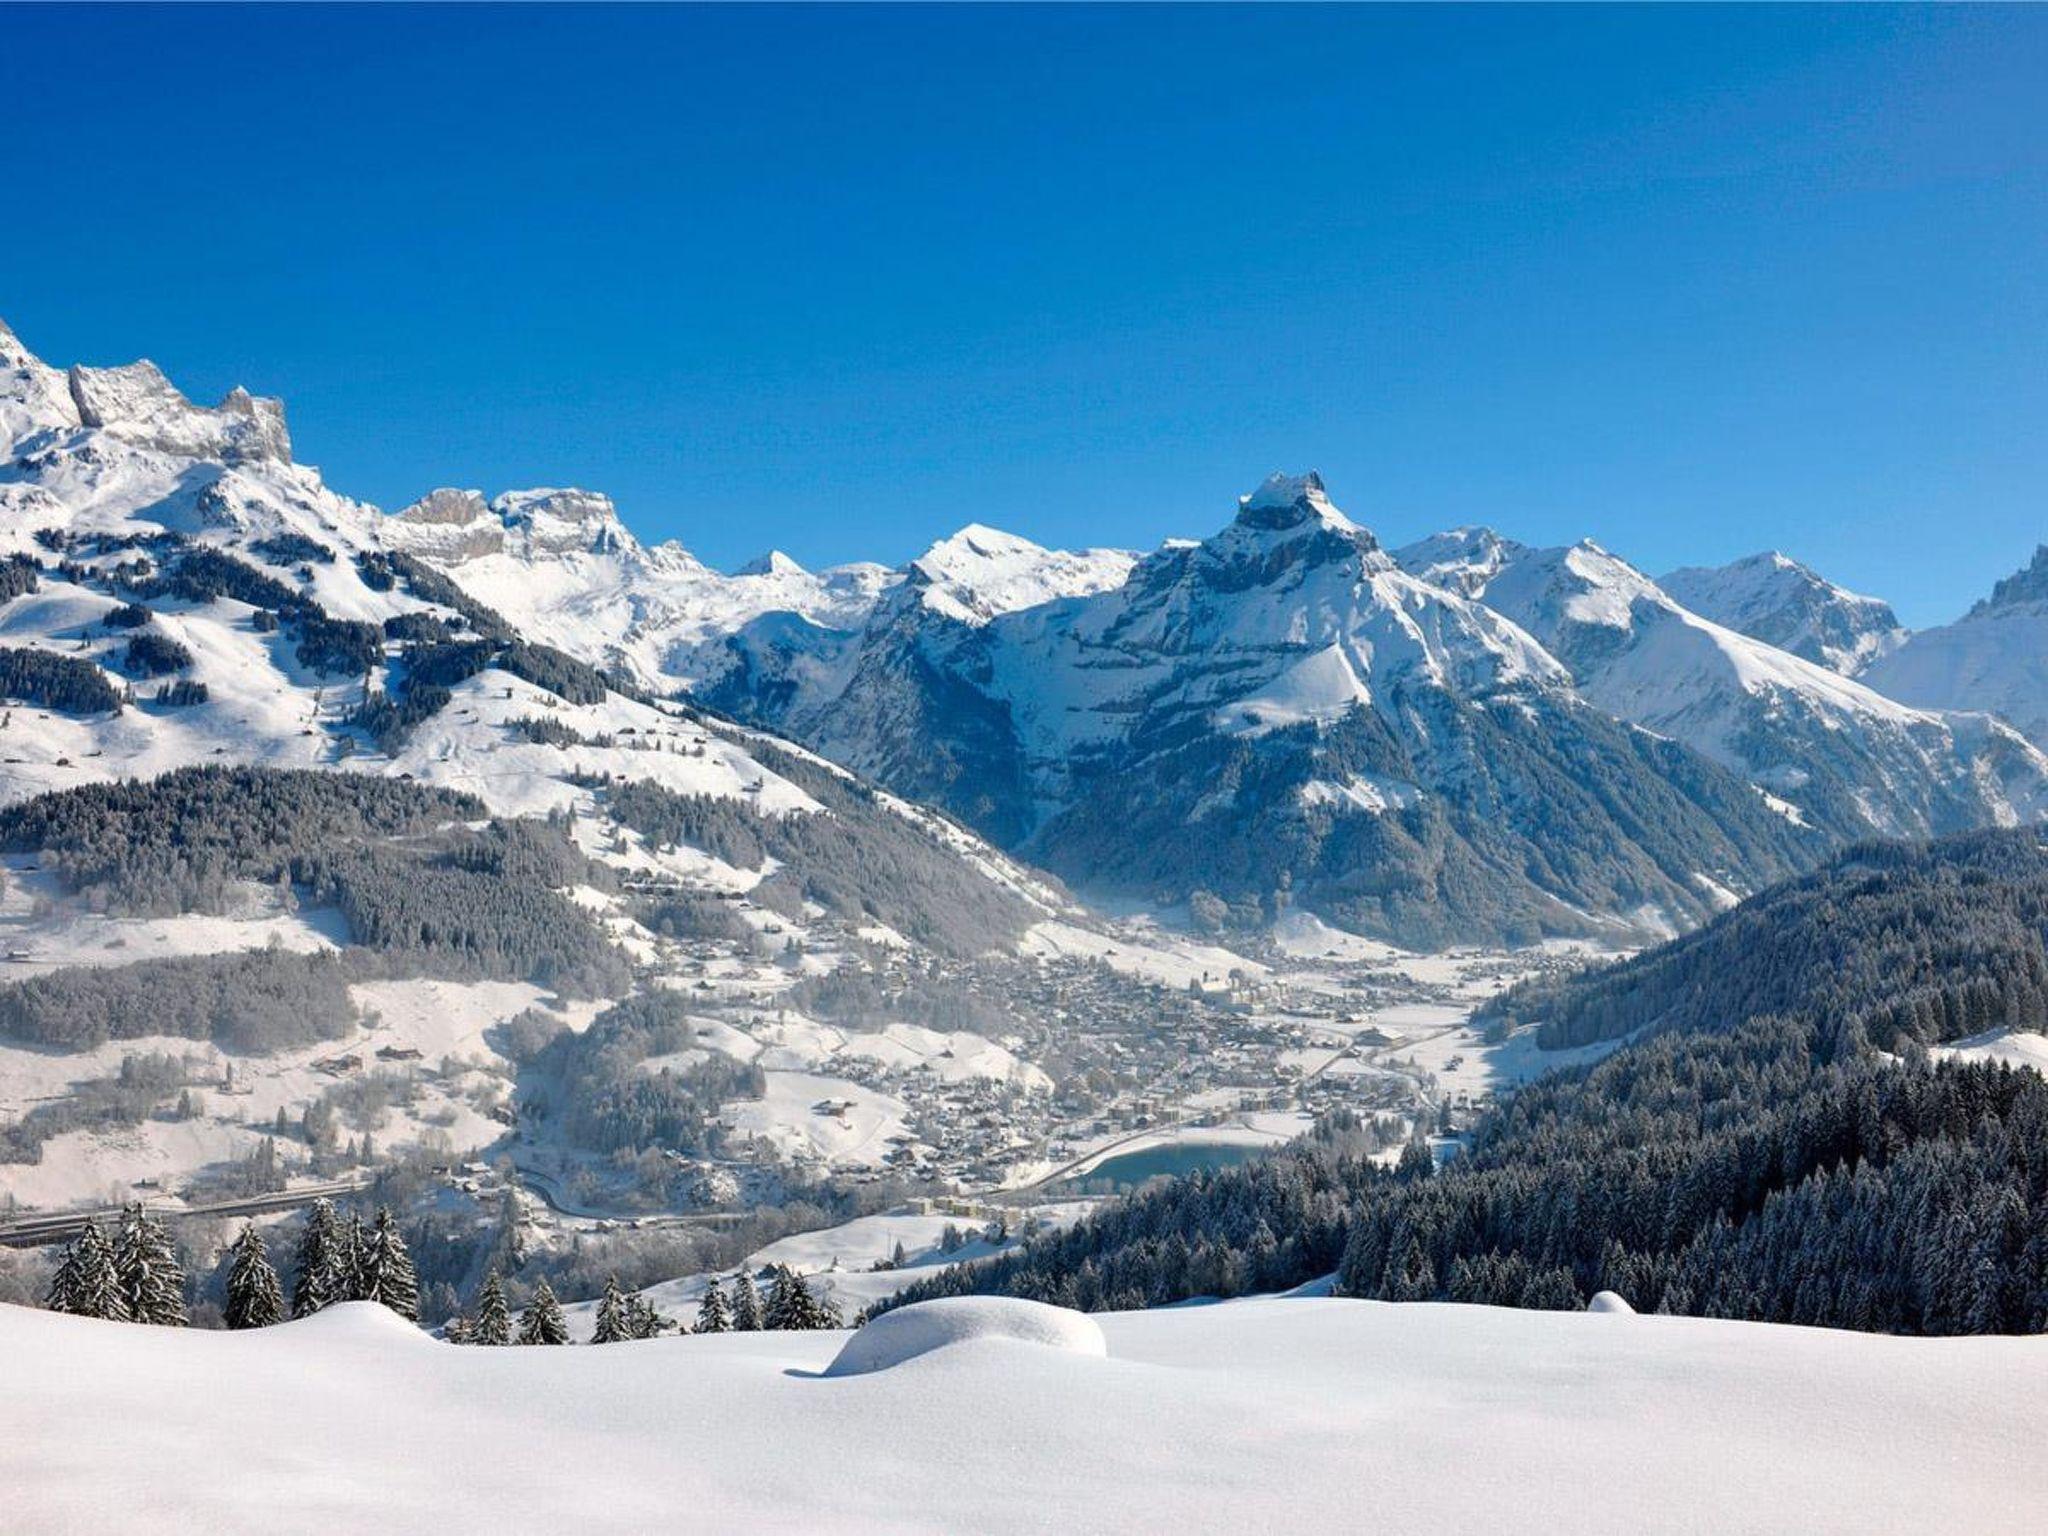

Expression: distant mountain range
xmin=0 ymin=318 xmax=1063 ymax=971
xmin=7 ymin=316 xmax=2048 ymax=949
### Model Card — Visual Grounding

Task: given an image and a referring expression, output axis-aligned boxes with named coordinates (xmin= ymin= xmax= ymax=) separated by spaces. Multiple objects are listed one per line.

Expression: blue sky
xmin=3 ymin=5 xmax=2043 ymax=625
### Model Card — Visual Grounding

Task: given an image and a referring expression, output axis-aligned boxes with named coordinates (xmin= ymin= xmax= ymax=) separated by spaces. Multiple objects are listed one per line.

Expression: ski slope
xmin=2 ymin=1295 xmax=2042 ymax=1533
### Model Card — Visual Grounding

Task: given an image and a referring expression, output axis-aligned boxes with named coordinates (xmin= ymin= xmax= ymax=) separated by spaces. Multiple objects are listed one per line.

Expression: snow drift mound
xmin=825 ymin=1297 xmax=1107 ymax=1377
xmin=281 ymin=1300 xmax=440 ymax=1345
xmin=1588 ymin=1291 xmax=1637 ymax=1315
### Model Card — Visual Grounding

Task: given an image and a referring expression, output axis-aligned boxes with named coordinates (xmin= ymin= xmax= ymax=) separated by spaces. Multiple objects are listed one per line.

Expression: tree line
xmin=42 ymin=1188 xmax=851 ymax=1343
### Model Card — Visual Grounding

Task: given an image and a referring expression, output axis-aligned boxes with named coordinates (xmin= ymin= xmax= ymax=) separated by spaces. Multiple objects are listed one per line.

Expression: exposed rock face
xmin=215 ymin=386 xmax=293 ymax=465
xmin=1970 ymin=545 xmax=2048 ymax=617
xmin=65 ymin=360 xmax=291 ymax=465
xmin=393 ymin=488 xmax=505 ymax=559
xmin=0 ymin=316 xmax=82 ymax=444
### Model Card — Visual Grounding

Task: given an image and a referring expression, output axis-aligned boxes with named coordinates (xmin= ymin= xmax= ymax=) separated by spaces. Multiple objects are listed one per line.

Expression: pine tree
xmin=442 ymin=1314 xmax=474 ymax=1345
xmin=731 ymin=1271 xmax=763 ymax=1331
xmin=46 ymin=1220 xmax=130 ymax=1322
xmin=359 ymin=1207 xmax=420 ymax=1321
xmin=763 ymin=1265 xmax=841 ymax=1331
xmin=471 ymin=1270 xmax=512 ymax=1345
xmin=112 ymin=1202 xmax=187 ymax=1326
xmin=45 ymin=1230 xmax=85 ymax=1316
xmin=592 ymin=1275 xmax=631 ymax=1344
xmin=695 ymin=1279 xmax=731 ymax=1334
xmin=291 ymin=1197 xmax=343 ymax=1319
xmin=340 ymin=1211 xmax=370 ymax=1302
xmin=223 ymin=1225 xmax=285 ymax=1330
xmin=517 ymin=1279 xmax=568 ymax=1345
xmin=627 ymin=1295 xmax=674 ymax=1339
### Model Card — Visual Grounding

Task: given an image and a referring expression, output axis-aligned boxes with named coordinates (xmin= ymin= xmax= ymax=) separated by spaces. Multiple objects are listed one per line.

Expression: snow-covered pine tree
xmin=517 ymin=1279 xmax=568 ymax=1345
xmin=112 ymin=1202 xmax=187 ymax=1326
xmin=44 ymin=1230 xmax=84 ymax=1316
xmin=223 ymin=1225 xmax=285 ymax=1330
xmin=761 ymin=1264 xmax=797 ymax=1330
xmin=731 ymin=1271 xmax=763 ymax=1331
xmin=695 ymin=1279 xmax=731 ymax=1334
xmin=626 ymin=1295 xmax=675 ymax=1339
xmin=592 ymin=1275 xmax=630 ymax=1344
xmin=77 ymin=1220 xmax=131 ymax=1321
xmin=442 ymin=1314 xmax=474 ymax=1345
xmin=46 ymin=1220 xmax=130 ymax=1322
xmin=360 ymin=1207 xmax=420 ymax=1321
xmin=471 ymin=1270 xmax=512 ymax=1345
xmin=291 ymin=1198 xmax=342 ymax=1318
xmin=764 ymin=1265 xmax=841 ymax=1331
xmin=341 ymin=1210 xmax=370 ymax=1302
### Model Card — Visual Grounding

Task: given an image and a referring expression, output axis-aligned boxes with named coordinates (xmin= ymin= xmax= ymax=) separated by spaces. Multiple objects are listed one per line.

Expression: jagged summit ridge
xmin=1970 ymin=545 xmax=2048 ymax=616
xmin=1862 ymin=546 xmax=2048 ymax=754
xmin=0 ymin=324 xmax=291 ymax=467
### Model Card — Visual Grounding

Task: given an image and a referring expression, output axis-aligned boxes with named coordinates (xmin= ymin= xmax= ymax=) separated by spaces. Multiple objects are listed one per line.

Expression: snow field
xmin=3 ymin=1294 xmax=2043 ymax=1533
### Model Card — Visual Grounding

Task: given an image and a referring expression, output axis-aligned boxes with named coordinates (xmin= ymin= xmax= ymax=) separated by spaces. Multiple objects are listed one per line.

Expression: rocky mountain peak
xmin=737 ymin=550 xmax=808 ymax=578
xmin=62 ymin=358 xmax=291 ymax=466
xmin=1233 ymin=471 xmax=1364 ymax=537
xmin=1971 ymin=545 xmax=2048 ymax=617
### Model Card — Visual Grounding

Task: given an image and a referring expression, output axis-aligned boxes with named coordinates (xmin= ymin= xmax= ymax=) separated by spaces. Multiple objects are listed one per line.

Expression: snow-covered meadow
xmin=3 ymin=1293 xmax=2042 ymax=1533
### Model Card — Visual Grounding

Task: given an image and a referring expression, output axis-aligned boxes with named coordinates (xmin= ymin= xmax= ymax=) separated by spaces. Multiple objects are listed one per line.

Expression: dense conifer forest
xmin=597 ymin=736 xmax=1036 ymax=957
xmin=1481 ymin=828 xmax=2048 ymax=1052
xmin=0 ymin=768 xmax=632 ymax=1050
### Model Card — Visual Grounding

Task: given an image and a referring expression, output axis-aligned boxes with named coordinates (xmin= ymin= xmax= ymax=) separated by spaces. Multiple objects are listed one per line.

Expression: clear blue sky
xmin=4 ymin=5 xmax=2043 ymax=625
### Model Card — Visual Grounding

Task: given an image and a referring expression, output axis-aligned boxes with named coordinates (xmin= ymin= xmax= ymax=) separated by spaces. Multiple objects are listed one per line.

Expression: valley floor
xmin=2 ymin=1295 xmax=2041 ymax=1533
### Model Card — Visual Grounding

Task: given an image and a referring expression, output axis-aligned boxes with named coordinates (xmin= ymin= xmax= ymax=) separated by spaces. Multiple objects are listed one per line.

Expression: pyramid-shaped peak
xmin=737 ymin=550 xmax=808 ymax=578
xmin=1235 ymin=471 xmax=1361 ymax=535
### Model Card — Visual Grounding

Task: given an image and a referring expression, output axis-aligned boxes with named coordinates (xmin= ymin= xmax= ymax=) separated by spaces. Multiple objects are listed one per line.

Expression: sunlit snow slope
xmin=2 ymin=1296 xmax=2041 ymax=1534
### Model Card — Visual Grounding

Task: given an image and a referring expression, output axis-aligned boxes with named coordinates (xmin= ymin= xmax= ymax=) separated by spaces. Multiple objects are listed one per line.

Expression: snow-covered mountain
xmin=380 ymin=483 xmax=899 ymax=690
xmin=712 ymin=474 xmax=1820 ymax=946
xmin=0 ymin=317 xmax=1063 ymax=955
xmin=1394 ymin=531 xmax=2048 ymax=844
xmin=1860 ymin=545 xmax=2048 ymax=753
xmin=707 ymin=474 xmax=2048 ymax=944
xmin=13 ymin=313 xmax=2048 ymax=952
xmin=375 ymin=482 xmax=1136 ymax=703
xmin=1660 ymin=551 xmax=1906 ymax=674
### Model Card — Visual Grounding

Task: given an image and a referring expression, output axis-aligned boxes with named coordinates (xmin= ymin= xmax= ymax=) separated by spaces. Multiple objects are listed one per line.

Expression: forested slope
xmin=877 ymin=831 xmax=2048 ymax=1335
xmin=0 ymin=767 xmax=631 ymax=1050
xmin=1479 ymin=828 xmax=2048 ymax=1051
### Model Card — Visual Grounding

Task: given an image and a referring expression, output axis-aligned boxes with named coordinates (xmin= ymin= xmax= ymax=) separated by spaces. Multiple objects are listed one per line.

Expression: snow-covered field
xmin=1933 ymin=1027 xmax=2048 ymax=1075
xmin=3 ymin=1295 xmax=2042 ymax=1533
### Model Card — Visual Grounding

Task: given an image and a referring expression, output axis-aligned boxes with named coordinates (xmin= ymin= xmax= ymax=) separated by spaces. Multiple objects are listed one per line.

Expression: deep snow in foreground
xmin=4 ymin=1299 xmax=2044 ymax=1533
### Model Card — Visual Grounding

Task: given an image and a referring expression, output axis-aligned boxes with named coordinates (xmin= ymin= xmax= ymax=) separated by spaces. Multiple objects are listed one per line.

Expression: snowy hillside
xmin=1660 ymin=550 xmax=1907 ymax=674
xmin=0 ymin=318 xmax=1126 ymax=1223
xmin=3 ymin=1295 xmax=2041 ymax=1533
xmin=0 ymin=314 xmax=1057 ymax=918
xmin=1398 ymin=532 xmax=2048 ymax=842
xmin=1862 ymin=545 xmax=2048 ymax=752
